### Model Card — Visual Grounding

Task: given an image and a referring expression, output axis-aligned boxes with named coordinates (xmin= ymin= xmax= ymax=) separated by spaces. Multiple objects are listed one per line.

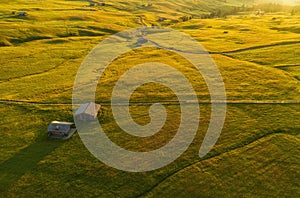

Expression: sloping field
xmin=0 ymin=0 xmax=299 ymax=197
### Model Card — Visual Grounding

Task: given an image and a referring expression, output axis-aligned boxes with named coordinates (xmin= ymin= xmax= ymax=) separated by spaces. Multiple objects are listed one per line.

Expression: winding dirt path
xmin=0 ymin=60 xmax=71 ymax=84
xmin=136 ymin=130 xmax=299 ymax=197
xmin=1 ymin=28 xmax=299 ymax=107
xmin=138 ymin=9 xmax=297 ymax=56
xmin=147 ymin=38 xmax=300 ymax=55
xmin=139 ymin=16 xmax=147 ymax=27
xmin=211 ymin=40 xmax=300 ymax=55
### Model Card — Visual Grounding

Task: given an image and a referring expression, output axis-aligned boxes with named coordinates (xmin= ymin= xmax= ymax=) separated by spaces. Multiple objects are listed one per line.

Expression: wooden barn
xmin=47 ymin=121 xmax=77 ymax=139
xmin=75 ymin=102 xmax=100 ymax=121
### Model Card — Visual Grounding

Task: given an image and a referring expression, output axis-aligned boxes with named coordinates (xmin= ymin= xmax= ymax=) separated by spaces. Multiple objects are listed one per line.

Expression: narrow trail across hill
xmin=0 ymin=60 xmax=70 ymax=84
xmin=147 ymin=38 xmax=300 ymax=55
xmin=210 ymin=40 xmax=300 ymax=54
xmin=136 ymin=130 xmax=299 ymax=197
xmin=1 ymin=19 xmax=299 ymax=107
xmin=1 ymin=99 xmax=300 ymax=106
xmin=138 ymin=17 xmax=299 ymax=55
xmin=139 ymin=16 xmax=147 ymax=27
xmin=138 ymin=17 xmax=300 ymax=54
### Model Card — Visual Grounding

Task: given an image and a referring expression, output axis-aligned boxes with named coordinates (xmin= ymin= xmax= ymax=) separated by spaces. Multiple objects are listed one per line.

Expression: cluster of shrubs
xmin=89 ymin=1 xmax=106 ymax=7
xmin=155 ymin=3 xmax=299 ymax=26
xmin=204 ymin=5 xmax=251 ymax=19
xmin=179 ymin=15 xmax=193 ymax=22
xmin=203 ymin=3 xmax=299 ymax=19
xmin=142 ymin=3 xmax=153 ymax=8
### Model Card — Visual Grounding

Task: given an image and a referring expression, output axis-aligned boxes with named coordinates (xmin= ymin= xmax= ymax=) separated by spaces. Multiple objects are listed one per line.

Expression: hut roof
xmin=75 ymin=102 xmax=100 ymax=116
xmin=48 ymin=121 xmax=74 ymax=133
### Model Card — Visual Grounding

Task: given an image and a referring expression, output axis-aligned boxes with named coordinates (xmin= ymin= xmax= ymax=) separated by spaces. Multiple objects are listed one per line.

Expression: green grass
xmin=228 ymin=44 xmax=300 ymax=66
xmin=1 ymin=104 xmax=299 ymax=197
xmin=173 ymin=14 xmax=300 ymax=52
xmin=0 ymin=0 xmax=299 ymax=197
xmin=147 ymin=133 xmax=300 ymax=197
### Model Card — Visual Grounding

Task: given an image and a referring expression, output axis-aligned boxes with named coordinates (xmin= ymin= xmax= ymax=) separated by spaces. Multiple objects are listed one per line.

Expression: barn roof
xmin=75 ymin=102 xmax=100 ymax=116
xmin=48 ymin=121 xmax=73 ymax=133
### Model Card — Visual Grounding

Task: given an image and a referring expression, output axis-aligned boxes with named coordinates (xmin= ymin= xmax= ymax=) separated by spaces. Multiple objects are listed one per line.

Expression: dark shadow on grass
xmin=87 ymin=26 xmax=119 ymax=34
xmin=9 ymin=36 xmax=53 ymax=45
xmin=0 ymin=133 xmax=65 ymax=195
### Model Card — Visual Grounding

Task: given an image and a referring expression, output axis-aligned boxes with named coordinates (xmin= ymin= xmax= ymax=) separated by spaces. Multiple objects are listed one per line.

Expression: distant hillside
xmin=93 ymin=0 xmax=255 ymax=19
xmin=0 ymin=0 xmax=298 ymax=47
xmin=89 ymin=0 xmax=299 ymax=18
xmin=255 ymin=0 xmax=300 ymax=6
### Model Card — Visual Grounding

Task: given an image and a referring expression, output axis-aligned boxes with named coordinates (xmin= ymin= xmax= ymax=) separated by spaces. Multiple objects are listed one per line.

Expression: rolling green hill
xmin=0 ymin=0 xmax=299 ymax=197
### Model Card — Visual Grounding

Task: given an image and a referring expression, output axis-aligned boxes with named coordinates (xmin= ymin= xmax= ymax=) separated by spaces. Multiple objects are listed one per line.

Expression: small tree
xmin=291 ymin=9 xmax=295 ymax=16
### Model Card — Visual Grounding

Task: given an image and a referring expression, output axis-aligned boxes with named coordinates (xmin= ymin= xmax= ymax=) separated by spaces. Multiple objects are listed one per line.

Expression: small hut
xmin=17 ymin=12 xmax=27 ymax=16
xmin=75 ymin=102 xmax=100 ymax=121
xmin=47 ymin=121 xmax=76 ymax=139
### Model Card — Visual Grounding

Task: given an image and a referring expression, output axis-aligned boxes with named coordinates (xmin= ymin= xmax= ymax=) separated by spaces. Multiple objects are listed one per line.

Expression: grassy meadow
xmin=0 ymin=0 xmax=299 ymax=197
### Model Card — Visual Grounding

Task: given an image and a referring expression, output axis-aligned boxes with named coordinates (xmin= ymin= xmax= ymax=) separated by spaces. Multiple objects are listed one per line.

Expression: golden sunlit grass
xmin=0 ymin=0 xmax=299 ymax=197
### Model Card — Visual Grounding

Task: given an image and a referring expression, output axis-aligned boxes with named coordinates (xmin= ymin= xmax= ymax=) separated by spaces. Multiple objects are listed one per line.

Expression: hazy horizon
xmin=254 ymin=0 xmax=300 ymax=5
